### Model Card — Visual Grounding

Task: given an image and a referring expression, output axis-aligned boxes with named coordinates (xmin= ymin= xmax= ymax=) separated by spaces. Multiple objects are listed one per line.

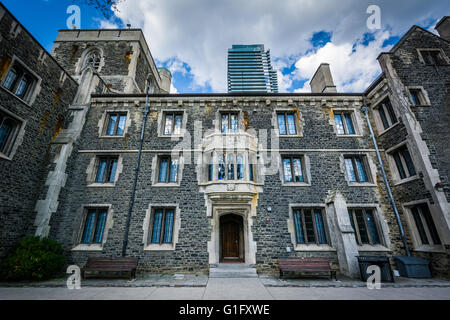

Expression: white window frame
xmin=287 ymin=203 xmax=335 ymax=251
xmin=99 ymin=110 xmax=130 ymax=138
xmin=279 ymin=153 xmax=311 ymax=187
xmin=143 ymin=203 xmax=181 ymax=251
xmin=1 ymin=55 xmax=42 ymax=105
xmin=331 ymin=108 xmax=363 ymax=137
xmin=86 ymin=154 xmax=123 ymax=187
xmin=157 ymin=109 xmax=187 ymax=138
xmin=72 ymin=204 xmax=114 ymax=251
xmin=386 ymin=141 xmax=419 ymax=185
xmin=151 ymin=153 xmax=184 ymax=187
xmin=272 ymin=108 xmax=303 ymax=138
xmin=370 ymin=94 xmax=400 ymax=135
xmin=0 ymin=106 xmax=25 ymax=160
xmin=340 ymin=153 xmax=377 ymax=187
xmin=402 ymin=200 xmax=445 ymax=253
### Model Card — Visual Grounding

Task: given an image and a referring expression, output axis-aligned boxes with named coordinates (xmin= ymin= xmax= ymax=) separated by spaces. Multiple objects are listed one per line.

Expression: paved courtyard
xmin=0 ymin=274 xmax=449 ymax=300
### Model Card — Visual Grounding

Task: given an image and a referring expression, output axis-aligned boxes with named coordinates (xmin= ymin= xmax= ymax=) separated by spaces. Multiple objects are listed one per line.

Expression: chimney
xmin=435 ymin=16 xmax=450 ymax=41
xmin=310 ymin=63 xmax=337 ymax=93
xmin=157 ymin=67 xmax=172 ymax=93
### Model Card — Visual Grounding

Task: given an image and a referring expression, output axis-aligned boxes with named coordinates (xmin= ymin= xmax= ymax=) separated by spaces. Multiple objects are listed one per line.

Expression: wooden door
xmin=221 ymin=221 xmax=239 ymax=258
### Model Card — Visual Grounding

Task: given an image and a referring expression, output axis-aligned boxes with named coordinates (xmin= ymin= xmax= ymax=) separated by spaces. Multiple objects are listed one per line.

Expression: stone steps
xmin=209 ymin=263 xmax=258 ymax=278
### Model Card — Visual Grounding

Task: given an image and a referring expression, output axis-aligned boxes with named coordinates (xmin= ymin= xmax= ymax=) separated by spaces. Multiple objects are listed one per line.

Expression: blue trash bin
xmin=394 ymin=256 xmax=431 ymax=278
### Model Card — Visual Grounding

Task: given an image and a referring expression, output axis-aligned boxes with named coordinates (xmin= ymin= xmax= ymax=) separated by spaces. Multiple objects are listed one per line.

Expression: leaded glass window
xmin=151 ymin=208 xmax=175 ymax=244
xmin=81 ymin=208 xmax=108 ymax=244
xmin=348 ymin=208 xmax=381 ymax=245
xmin=293 ymin=208 xmax=327 ymax=245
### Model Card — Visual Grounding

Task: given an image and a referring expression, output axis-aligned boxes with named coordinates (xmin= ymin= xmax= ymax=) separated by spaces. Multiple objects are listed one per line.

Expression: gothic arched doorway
xmin=220 ymin=214 xmax=244 ymax=262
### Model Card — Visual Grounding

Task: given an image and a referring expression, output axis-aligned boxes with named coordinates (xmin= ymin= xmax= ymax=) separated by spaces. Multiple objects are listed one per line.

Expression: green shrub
xmin=0 ymin=236 xmax=65 ymax=281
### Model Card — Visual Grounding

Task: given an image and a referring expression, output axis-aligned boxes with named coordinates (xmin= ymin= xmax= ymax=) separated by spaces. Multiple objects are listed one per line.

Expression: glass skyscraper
xmin=227 ymin=44 xmax=278 ymax=93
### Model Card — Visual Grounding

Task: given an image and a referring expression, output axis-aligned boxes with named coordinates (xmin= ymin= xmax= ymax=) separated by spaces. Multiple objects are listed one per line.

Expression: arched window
xmin=83 ymin=50 xmax=102 ymax=71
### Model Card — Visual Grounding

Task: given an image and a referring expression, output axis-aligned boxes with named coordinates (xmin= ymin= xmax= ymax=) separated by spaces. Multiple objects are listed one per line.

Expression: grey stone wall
xmin=48 ymin=95 xmax=404 ymax=274
xmin=0 ymin=5 xmax=78 ymax=258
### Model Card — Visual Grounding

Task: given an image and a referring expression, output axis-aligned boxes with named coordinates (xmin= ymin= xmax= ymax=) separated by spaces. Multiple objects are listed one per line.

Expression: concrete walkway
xmin=1 ymin=276 xmax=450 ymax=300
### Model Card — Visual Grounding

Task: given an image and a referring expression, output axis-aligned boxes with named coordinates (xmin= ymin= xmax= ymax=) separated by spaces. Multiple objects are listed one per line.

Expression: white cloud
xmin=293 ymin=30 xmax=392 ymax=92
xmin=170 ymin=82 xmax=178 ymax=94
xmin=107 ymin=0 xmax=449 ymax=92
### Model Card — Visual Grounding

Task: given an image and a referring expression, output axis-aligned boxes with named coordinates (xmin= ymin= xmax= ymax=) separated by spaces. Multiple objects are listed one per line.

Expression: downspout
xmin=361 ymin=96 xmax=411 ymax=257
xmin=122 ymin=78 xmax=151 ymax=257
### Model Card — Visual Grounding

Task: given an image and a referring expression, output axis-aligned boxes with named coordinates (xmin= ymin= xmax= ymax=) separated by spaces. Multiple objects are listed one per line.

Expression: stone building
xmin=0 ymin=1 xmax=448 ymax=279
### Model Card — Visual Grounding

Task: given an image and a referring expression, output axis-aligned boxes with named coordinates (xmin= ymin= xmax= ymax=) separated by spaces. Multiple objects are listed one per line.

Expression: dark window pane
xmin=355 ymin=157 xmax=368 ymax=182
xmin=344 ymin=113 xmax=355 ymax=134
xmin=208 ymin=164 xmax=213 ymax=181
xmin=106 ymin=158 xmax=117 ymax=182
xmin=355 ymin=209 xmax=369 ymax=244
xmin=96 ymin=159 xmax=107 ymax=182
xmin=151 ymin=210 xmax=164 ymax=243
xmin=0 ymin=118 xmax=14 ymax=153
xmin=384 ymin=100 xmax=397 ymax=124
xmin=277 ymin=114 xmax=287 ymax=135
xmin=378 ymin=106 xmax=390 ymax=129
xmin=158 ymin=158 xmax=169 ymax=182
xmin=237 ymin=154 xmax=244 ymax=180
xmin=345 ymin=158 xmax=357 ymax=182
xmin=287 ymin=114 xmax=296 ymax=135
xmin=218 ymin=155 xmax=225 ymax=180
xmin=365 ymin=210 xmax=380 ymax=244
xmin=411 ymin=207 xmax=429 ymax=245
xmin=169 ymin=159 xmax=178 ymax=183
xmin=400 ymin=147 xmax=416 ymax=177
xmin=314 ymin=209 xmax=327 ymax=244
xmin=3 ymin=69 xmax=17 ymax=90
xmin=249 ymin=163 xmax=254 ymax=181
xmin=348 ymin=210 xmax=357 ymax=242
xmin=93 ymin=211 xmax=107 ymax=243
xmin=292 ymin=158 xmax=303 ymax=182
xmin=163 ymin=210 xmax=174 ymax=243
xmin=106 ymin=115 xmax=117 ymax=135
xmin=420 ymin=204 xmax=441 ymax=245
xmin=303 ymin=210 xmax=316 ymax=243
xmin=116 ymin=115 xmax=126 ymax=135
xmin=293 ymin=210 xmax=304 ymax=243
xmin=393 ymin=152 xmax=407 ymax=180
xmin=81 ymin=211 xmax=96 ymax=243
xmin=15 ymin=77 xmax=30 ymax=98
xmin=227 ymin=154 xmax=234 ymax=180
xmin=283 ymin=158 xmax=293 ymax=182
xmin=334 ymin=114 xmax=345 ymax=134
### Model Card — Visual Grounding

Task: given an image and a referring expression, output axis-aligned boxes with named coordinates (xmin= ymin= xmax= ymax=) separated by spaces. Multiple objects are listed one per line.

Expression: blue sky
xmin=4 ymin=1 xmax=448 ymax=93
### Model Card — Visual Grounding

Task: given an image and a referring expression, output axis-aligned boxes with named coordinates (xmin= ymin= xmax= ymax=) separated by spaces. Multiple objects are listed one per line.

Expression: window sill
xmin=294 ymin=244 xmax=336 ymax=251
xmin=413 ymin=245 xmax=446 ymax=253
xmin=357 ymin=244 xmax=391 ymax=252
xmin=378 ymin=121 xmax=401 ymax=137
xmin=99 ymin=135 xmax=126 ymax=139
xmin=87 ymin=182 xmax=116 ymax=188
xmin=152 ymin=182 xmax=180 ymax=188
xmin=0 ymin=152 xmax=12 ymax=161
xmin=282 ymin=182 xmax=311 ymax=187
xmin=0 ymin=85 xmax=32 ymax=107
xmin=411 ymin=104 xmax=431 ymax=108
xmin=71 ymin=244 xmax=103 ymax=251
xmin=277 ymin=134 xmax=303 ymax=138
xmin=157 ymin=134 xmax=184 ymax=139
xmin=347 ymin=182 xmax=377 ymax=187
xmin=144 ymin=243 xmax=175 ymax=251
xmin=199 ymin=181 xmax=263 ymax=187
xmin=336 ymin=134 xmax=364 ymax=138
xmin=393 ymin=175 xmax=420 ymax=186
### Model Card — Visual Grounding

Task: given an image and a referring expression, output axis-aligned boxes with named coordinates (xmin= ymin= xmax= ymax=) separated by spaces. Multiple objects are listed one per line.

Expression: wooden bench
xmin=81 ymin=257 xmax=138 ymax=280
xmin=278 ymin=257 xmax=336 ymax=280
